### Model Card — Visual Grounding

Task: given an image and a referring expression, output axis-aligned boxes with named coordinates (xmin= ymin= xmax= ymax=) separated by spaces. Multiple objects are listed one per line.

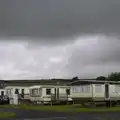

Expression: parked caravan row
xmin=2 ymin=80 xmax=120 ymax=105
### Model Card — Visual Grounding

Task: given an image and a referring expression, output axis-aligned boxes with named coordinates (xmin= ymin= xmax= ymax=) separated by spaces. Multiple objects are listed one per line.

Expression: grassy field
xmin=1 ymin=104 xmax=120 ymax=113
xmin=0 ymin=112 xmax=16 ymax=118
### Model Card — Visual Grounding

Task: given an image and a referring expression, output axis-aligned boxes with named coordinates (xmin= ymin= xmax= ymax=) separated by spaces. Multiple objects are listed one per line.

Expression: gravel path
xmin=0 ymin=107 xmax=120 ymax=120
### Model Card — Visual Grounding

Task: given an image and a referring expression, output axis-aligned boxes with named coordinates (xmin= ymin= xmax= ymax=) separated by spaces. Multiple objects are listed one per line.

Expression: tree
xmin=71 ymin=76 xmax=79 ymax=82
xmin=96 ymin=76 xmax=107 ymax=80
xmin=108 ymin=72 xmax=120 ymax=81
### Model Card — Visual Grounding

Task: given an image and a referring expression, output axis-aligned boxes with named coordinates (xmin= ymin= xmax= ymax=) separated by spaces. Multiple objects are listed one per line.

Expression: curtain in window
xmin=95 ymin=85 xmax=102 ymax=93
xmin=31 ymin=88 xmax=39 ymax=96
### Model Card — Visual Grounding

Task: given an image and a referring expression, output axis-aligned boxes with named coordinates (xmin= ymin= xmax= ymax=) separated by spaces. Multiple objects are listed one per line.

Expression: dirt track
xmin=0 ymin=107 xmax=120 ymax=120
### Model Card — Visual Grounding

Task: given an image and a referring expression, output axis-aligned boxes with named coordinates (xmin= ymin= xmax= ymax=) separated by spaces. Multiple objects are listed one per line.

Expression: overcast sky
xmin=0 ymin=0 xmax=120 ymax=79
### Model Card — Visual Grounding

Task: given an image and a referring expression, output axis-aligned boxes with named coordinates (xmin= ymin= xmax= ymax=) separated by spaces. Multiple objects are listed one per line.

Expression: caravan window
xmin=72 ymin=87 xmax=77 ymax=92
xmin=1 ymin=91 xmax=4 ymax=96
xmin=66 ymin=89 xmax=70 ymax=95
xmin=15 ymin=89 xmax=19 ymax=94
xmin=95 ymin=84 xmax=102 ymax=93
xmin=21 ymin=89 xmax=25 ymax=98
xmin=83 ymin=85 xmax=90 ymax=93
xmin=31 ymin=88 xmax=39 ymax=96
xmin=21 ymin=89 xmax=24 ymax=94
xmin=46 ymin=89 xmax=51 ymax=95
xmin=72 ymin=86 xmax=83 ymax=93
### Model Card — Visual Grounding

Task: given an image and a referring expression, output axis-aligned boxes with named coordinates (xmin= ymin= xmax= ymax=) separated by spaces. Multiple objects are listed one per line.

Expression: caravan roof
xmin=70 ymin=79 xmax=120 ymax=85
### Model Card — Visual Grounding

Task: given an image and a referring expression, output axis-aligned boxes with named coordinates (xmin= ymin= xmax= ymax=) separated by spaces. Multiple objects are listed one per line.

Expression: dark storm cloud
xmin=0 ymin=35 xmax=120 ymax=79
xmin=1 ymin=0 xmax=120 ymax=38
xmin=1 ymin=0 xmax=120 ymax=79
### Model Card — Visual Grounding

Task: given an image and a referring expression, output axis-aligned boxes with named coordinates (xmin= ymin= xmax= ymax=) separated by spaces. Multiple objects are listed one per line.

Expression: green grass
xmin=21 ymin=105 xmax=74 ymax=112
xmin=21 ymin=105 xmax=120 ymax=112
xmin=1 ymin=104 xmax=120 ymax=113
xmin=0 ymin=112 xmax=16 ymax=118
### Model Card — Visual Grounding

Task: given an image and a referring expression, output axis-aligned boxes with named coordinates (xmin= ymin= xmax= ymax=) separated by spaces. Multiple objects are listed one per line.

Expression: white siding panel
xmin=115 ymin=85 xmax=120 ymax=92
xmin=110 ymin=85 xmax=120 ymax=98
xmin=109 ymin=85 xmax=116 ymax=98
xmin=59 ymin=88 xmax=66 ymax=93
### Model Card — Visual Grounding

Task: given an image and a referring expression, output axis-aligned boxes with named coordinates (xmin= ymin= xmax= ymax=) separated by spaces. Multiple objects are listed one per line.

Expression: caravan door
xmin=105 ymin=83 xmax=110 ymax=100
xmin=54 ymin=88 xmax=59 ymax=100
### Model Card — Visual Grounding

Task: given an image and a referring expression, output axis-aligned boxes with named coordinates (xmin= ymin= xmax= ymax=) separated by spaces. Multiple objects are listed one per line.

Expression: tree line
xmin=72 ymin=72 xmax=120 ymax=81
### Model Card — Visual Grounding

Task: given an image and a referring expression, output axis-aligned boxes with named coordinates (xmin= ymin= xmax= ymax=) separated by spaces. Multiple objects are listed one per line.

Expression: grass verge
xmin=1 ymin=104 xmax=120 ymax=113
xmin=0 ymin=112 xmax=16 ymax=118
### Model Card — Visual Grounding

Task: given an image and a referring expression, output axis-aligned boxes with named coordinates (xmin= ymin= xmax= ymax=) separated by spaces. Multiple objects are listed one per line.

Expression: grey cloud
xmin=1 ymin=0 xmax=120 ymax=39
xmin=66 ymin=36 xmax=120 ymax=78
xmin=0 ymin=35 xmax=120 ymax=79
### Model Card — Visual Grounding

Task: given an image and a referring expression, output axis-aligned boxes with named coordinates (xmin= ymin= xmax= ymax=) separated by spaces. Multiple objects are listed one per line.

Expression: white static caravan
xmin=29 ymin=85 xmax=72 ymax=104
xmin=70 ymin=80 xmax=120 ymax=103
xmin=4 ymin=86 xmax=30 ymax=100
